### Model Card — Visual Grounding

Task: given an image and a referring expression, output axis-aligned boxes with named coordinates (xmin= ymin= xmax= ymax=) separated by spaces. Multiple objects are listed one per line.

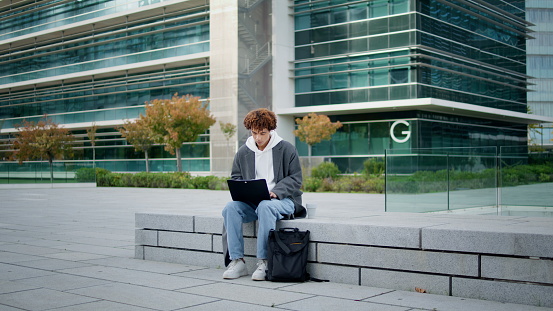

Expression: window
xmin=391 ymin=68 xmax=408 ymax=84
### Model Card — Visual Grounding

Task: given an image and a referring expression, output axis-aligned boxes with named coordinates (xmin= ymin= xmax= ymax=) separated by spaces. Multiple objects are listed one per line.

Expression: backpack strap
xmin=273 ymin=229 xmax=292 ymax=254
xmin=309 ymin=276 xmax=329 ymax=282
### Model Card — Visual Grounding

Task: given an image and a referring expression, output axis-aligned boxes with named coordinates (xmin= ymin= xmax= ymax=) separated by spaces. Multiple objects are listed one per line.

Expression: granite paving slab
xmin=16 ymin=273 xmax=112 ymax=291
xmin=0 ymin=288 xmax=98 ymax=311
xmin=0 ymin=251 xmax=44 ymax=264
xmin=60 ymin=265 xmax=216 ymax=290
xmin=45 ymin=235 xmax=133 ymax=247
xmin=277 ymin=296 xmax=410 ymax=311
xmin=178 ymin=282 xmax=312 ymax=307
xmin=82 ymin=257 xmax=207 ymax=274
xmin=14 ymin=258 xmax=94 ymax=271
xmin=0 ymin=263 xmax=55 ymax=281
xmin=364 ymin=289 xmax=553 ymax=311
xmin=0 ymin=304 xmax=23 ymax=311
xmin=68 ymin=283 xmax=217 ymax=311
xmin=182 ymin=300 xmax=293 ymax=310
xmin=0 ymin=244 xmax=69 ymax=256
xmin=51 ymin=244 xmax=133 ymax=257
xmin=46 ymin=300 xmax=154 ymax=311
xmin=281 ymin=282 xmax=395 ymax=301
xmin=0 ymin=280 xmax=40 ymax=294
xmin=16 ymin=239 xmax=78 ymax=248
xmin=41 ymin=252 xmax=112 ymax=261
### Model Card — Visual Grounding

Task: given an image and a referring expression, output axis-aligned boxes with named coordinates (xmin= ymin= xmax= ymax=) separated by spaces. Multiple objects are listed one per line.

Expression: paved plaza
xmin=0 ymin=186 xmax=552 ymax=310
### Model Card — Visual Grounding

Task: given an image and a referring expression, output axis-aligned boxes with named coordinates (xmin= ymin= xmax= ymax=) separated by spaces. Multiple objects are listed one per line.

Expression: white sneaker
xmin=252 ymin=259 xmax=267 ymax=281
xmin=223 ymin=259 xmax=248 ymax=279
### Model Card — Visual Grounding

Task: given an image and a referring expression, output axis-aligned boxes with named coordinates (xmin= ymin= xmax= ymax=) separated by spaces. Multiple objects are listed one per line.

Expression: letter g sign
xmin=390 ymin=120 xmax=411 ymax=143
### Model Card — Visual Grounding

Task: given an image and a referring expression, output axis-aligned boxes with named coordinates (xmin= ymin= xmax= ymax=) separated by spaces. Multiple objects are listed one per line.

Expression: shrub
xmin=74 ymin=167 xmax=96 ymax=182
xmin=208 ymin=176 xmax=229 ymax=190
xmin=362 ymin=158 xmax=384 ymax=176
xmin=302 ymin=177 xmax=322 ymax=192
xmin=539 ymin=173 xmax=551 ymax=182
xmin=501 ymin=164 xmax=553 ymax=186
xmin=364 ymin=177 xmax=385 ymax=193
xmin=333 ymin=176 xmax=359 ymax=192
xmin=95 ymin=168 xmax=111 ymax=186
xmin=171 ymin=172 xmax=193 ymax=188
xmin=192 ymin=175 xmax=220 ymax=189
xmin=311 ymin=162 xmax=340 ymax=179
xmin=331 ymin=175 xmax=385 ymax=193
xmin=319 ymin=177 xmax=335 ymax=192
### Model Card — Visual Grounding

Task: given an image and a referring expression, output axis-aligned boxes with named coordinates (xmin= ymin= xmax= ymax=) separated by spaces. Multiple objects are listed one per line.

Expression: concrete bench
xmin=135 ymin=213 xmax=553 ymax=308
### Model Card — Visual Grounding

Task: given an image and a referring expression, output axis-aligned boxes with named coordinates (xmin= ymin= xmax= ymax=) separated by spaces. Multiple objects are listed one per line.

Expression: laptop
xmin=227 ymin=179 xmax=271 ymax=206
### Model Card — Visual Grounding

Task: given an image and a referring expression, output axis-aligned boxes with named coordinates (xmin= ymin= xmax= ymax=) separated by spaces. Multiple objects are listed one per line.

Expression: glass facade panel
xmin=0 ymin=6 xmax=209 ymax=85
xmin=0 ymin=66 xmax=210 ymax=129
xmin=295 ymin=112 xmax=527 ymax=173
xmin=294 ymin=0 xmax=530 ymax=114
xmin=0 ymin=0 xmax=187 ymax=41
xmin=527 ymin=3 xmax=553 ymax=149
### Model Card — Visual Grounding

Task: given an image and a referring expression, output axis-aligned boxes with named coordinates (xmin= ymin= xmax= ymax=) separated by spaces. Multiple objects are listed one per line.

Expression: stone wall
xmin=135 ymin=213 xmax=553 ymax=308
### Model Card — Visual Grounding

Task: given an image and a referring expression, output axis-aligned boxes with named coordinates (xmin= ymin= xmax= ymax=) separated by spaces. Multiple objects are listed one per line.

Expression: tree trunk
xmin=145 ymin=149 xmax=150 ymax=173
xmin=176 ymin=147 xmax=182 ymax=172
xmin=49 ymin=158 xmax=54 ymax=184
xmin=307 ymin=144 xmax=312 ymax=176
xmin=92 ymin=147 xmax=96 ymax=168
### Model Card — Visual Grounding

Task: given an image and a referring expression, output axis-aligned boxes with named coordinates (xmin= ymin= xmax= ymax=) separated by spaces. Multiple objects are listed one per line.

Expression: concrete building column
xmin=210 ymin=0 xmax=240 ymax=176
xmin=272 ymin=0 xmax=296 ymax=144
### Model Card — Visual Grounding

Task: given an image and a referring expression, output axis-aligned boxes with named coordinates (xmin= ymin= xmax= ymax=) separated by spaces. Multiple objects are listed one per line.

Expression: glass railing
xmin=499 ymin=146 xmax=553 ymax=216
xmin=385 ymin=146 xmax=553 ymax=217
xmin=385 ymin=147 xmax=498 ymax=213
xmin=0 ymin=161 xmax=96 ymax=184
xmin=0 ymin=159 xmax=211 ymax=184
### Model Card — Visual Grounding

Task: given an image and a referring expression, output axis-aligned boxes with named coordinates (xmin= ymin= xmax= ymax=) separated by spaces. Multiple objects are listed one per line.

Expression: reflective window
xmin=0 ymin=66 xmax=210 ymax=127
xmin=0 ymin=0 xmax=184 ymax=41
xmin=295 ymin=117 xmax=526 ymax=173
xmin=0 ymin=8 xmax=209 ymax=85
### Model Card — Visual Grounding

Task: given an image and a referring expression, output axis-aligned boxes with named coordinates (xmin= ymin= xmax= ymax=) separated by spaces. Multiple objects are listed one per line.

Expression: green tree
xmin=219 ymin=121 xmax=237 ymax=166
xmin=119 ymin=118 xmax=155 ymax=172
xmin=143 ymin=94 xmax=216 ymax=172
xmin=11 ymin=117 xmax=74 ymax=183
xmin=294 ymin=113 xmax=342 ymax=170
xmin=220 ymin=121 xmax=237 ymax=142
xmin=527 ymin=107 xmax=546 ymax=152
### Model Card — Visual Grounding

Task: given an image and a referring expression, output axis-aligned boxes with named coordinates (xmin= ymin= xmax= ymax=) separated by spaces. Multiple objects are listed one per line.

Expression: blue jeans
xmin=223 ymin=198 xmax=294 ymax=260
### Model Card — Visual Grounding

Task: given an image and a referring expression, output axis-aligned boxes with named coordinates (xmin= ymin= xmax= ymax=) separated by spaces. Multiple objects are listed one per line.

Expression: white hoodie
xmin=245 ymin=130 xmax=283 ymax=192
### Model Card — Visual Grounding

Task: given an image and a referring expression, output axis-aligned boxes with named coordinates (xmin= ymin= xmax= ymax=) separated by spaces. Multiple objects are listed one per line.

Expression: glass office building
xmin=288 ymin=0 xmax=552 ymax=172
xmin=0 ymin=0 xmax=212 ymax=172
xmin=1 ymin=0 xmax=552 ymax=174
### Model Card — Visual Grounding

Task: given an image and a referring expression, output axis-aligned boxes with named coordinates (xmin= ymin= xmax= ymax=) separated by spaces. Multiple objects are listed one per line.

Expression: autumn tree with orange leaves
xmin=143 ymin=94 xmax=216 ymax=172
xmin=119 ymin=118 xmax=156 ymax=172
xmin=294 ymin=113 xmax=342 ymax=170
xmin=11 ymin=117 xmax=74 ymax=183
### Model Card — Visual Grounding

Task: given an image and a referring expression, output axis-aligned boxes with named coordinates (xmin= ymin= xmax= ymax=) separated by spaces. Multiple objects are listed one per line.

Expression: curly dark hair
xmin=243 ymin=108 xmax=277 ymax=131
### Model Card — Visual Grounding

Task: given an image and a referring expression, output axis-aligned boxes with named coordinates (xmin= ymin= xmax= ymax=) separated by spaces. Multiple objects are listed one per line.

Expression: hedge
xmin=89 ymin=161 xmax=552 ymax=195
xmin=95 ymin=170 xmax=229 ymax=190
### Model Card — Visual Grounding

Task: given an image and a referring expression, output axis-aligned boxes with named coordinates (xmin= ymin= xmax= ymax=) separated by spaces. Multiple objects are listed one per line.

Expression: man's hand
xmin=269 ymin=192 xmax=278 ymax=199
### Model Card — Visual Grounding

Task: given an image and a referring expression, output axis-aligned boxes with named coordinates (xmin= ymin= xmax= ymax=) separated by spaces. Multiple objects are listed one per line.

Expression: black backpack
xmin=265 ymin=228 xmax=310 ymax=282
